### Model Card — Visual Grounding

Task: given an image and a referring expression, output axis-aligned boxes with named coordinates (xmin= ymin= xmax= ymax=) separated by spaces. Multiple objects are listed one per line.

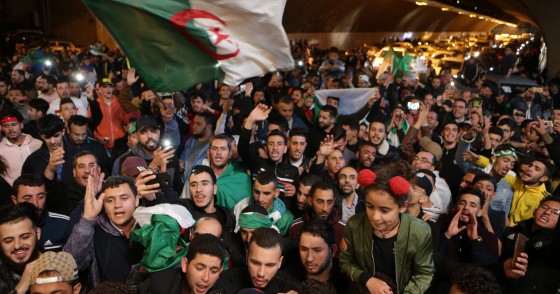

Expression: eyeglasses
xmin=537 ymin=204 xmax=560 ymax=217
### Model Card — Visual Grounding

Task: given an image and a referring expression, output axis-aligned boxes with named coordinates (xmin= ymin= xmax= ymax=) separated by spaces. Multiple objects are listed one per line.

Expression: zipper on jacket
xmin=394 ymin=240 xmax=399 ymax=294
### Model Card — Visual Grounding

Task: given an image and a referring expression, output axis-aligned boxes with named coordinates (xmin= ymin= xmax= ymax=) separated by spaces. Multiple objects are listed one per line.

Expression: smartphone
xmin=543 ymin=120 xmax=554 ymax=133
xmin=407 ymin=102 xmax=420 ymax=110
xmin=533 ymin=87 xmax=544 ymax=94
xmin=146 ymin=172 xmax=172 ymax=189
xmin=512 ymin=233 xmax=527 ymax=268
xmin=472 ymin=98 xmax=482 ymax=107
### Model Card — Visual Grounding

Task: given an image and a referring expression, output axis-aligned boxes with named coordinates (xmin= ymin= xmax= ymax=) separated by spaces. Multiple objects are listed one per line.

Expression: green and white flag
xmin=82 ymin=0 xmax=295 ymax=91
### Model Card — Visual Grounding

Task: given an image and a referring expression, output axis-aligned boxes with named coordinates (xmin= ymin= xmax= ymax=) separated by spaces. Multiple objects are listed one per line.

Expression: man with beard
xmin=286 ymin=220 xmax=350 ymax=294
xmin=11 ymin=175 xmax=69 ymax=252
xmin=0 ymin=109 xmax=42 ymax=185
xmin=306 ymin=105 xmax=337 ymax=157
xmin=472 ymin=154 xmax=554 ymax=225
xmin=367 ymin=119 xmax=401 ymax=164
xmin=438 ymin=187 xmax=499 ymax=265
xmin=36 ymin=75 xmax=59 ymax=104
xmin=214 ymin=227 xmax=300 ymax=293
xmin=63 ymin=176 xmax=144 ymax=287
xmin=206 ymin=134 xmax=252 ymax=211
xmin=349 ymin=141 xmax=376 ymax=170
xmin=337 ymin=166 xmax=364 ymax=223
xmin=179 ymin=112 xmax=214 ymax=187
xmin=47 ymin=80 xmax=88 ymax=117
xmin=0 ymin=203 xmax=41 ymax=294
xmin=113 ymin=115 xmax=177 ymax=187
xmin=294 ymin=174 xmax=322 ymax=219
xmin=288 ymin=181 xmax=346 ymax=251
xmin=239 ymin=104 xmax=299 ymax=200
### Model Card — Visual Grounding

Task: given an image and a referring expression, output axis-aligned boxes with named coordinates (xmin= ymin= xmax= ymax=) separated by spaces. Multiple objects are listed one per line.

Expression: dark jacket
xmin=284 ymin=258 xmax=350 ymax=294
xmin=45 ymin=176 xmax=86 ymax=216
xmin=288 ymin=209 xmax=346 ymax=253
xmin=137 ymin=266 xmax=225 ymax=294
xmin=438 ymin=216 xmax=499 ymax=265
xmin=499 ymin=218 xmax=560 ymax=294
xmin=63 ymin=214 xmax=143 ymax=287
xmin=39 ymin=210 xmax=70 ymax=252
xmin=213 ymin=266 xmax=300 ymax=294
xmin=63 ymin=135 xmax=111 ymax=178
xmin=238 ymin=127 xmax=300 ymax=199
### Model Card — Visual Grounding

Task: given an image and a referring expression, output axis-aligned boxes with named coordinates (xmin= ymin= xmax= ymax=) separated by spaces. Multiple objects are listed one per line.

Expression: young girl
xmin=340 ymin=169 xmax=434 ymax=294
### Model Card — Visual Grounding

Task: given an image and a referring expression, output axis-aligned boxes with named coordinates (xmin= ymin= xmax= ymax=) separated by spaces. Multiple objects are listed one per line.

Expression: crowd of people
xmin=0 ymin=38 xmax=559 ymax=294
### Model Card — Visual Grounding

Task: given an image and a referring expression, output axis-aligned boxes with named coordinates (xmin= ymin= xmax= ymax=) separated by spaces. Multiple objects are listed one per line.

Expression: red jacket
xmin=90 ymin=96 xmax=129 ymax=148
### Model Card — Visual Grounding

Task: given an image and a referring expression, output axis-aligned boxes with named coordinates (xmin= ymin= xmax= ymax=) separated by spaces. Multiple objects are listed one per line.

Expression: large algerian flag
xmin=82 ymin=0 xmax=295 ymax=91
xmin=312 ymin=88 xmax=376 ymax=124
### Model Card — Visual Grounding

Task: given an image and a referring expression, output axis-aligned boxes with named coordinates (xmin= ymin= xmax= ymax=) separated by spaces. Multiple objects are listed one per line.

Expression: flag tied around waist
xmin=82 ymin=0 xmax=295 ymax=91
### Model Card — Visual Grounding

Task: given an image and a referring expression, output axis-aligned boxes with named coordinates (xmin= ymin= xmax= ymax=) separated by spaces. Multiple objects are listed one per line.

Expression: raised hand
xmin=466 ymin=210 xmax=479 ymax=240
xmin=249 ymin=103 xmax=271 ymax=121
xmin=83 ymin=175 xmax=106 ymax=221
xmin=149 ymin=146 xmax=175 ymax=171
xmin=463 ymin=150 xmax=481 ymax=162
xmin=319 ymin=135 xmax=335 ymax=156
xmin=126 ymin=67 xmax=139 ymax=85
xmin=44 ymin=148 xmax=65 ymax=180
xmin=444 ymin=210 xmax=467 ymax=239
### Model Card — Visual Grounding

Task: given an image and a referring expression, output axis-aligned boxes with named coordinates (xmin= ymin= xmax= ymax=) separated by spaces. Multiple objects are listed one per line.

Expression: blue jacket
xmin=39 ymin=210 xmax=70 ymax=252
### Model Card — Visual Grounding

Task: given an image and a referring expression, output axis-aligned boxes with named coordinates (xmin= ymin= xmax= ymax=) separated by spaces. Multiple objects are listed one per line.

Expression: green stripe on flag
xmin=82 ymin=0 xmax=224 ymax=92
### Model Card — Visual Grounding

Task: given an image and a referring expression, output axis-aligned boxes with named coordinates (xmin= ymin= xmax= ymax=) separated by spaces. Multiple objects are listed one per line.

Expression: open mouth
xmin=12 ymin=248 xmax=28 ymax=259
xmin=539 ymin=216 xmax=549 ymax=222
xmin=195 ymin=284 xmax=209 ymax=293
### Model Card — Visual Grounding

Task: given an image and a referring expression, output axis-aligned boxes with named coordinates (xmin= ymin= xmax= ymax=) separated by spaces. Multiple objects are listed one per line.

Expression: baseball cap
xmin=413 ymin=170 xmax=435 ymax=196
xmin=100 ymin=78 xmax=114 ymax=87
xmin=419 ymin=137 xmax=443 ymax=161
xmin=121 ymin=156 xmax=148 ymax=178
xmin=135 ymin=115 xmax=159 ymax=132
xmin=30 ymin=251 xmax=78 ymax=285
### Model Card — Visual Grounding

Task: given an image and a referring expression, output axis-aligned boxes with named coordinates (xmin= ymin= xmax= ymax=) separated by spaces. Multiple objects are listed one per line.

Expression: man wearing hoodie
xmin=0 ymin=108 xmax=42 ymax=185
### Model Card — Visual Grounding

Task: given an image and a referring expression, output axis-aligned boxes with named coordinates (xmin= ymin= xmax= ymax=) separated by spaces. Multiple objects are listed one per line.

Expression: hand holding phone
xmin=512 ymin=233 xmax=527 ymax=269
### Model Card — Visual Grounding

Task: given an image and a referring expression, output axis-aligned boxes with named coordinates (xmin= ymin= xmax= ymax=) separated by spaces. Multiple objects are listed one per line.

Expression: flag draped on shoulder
xmin=82 ymin=0 xmax=295 ymax=91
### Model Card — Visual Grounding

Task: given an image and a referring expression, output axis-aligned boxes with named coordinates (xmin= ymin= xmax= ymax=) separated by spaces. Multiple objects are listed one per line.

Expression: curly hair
xmin=451 ymin=266 xmax=501 ymax=294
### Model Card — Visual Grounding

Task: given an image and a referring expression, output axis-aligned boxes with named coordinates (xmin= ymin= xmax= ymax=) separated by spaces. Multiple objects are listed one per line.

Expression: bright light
xmin=526 ymin=41 xmax=529 ymax=44
xmin=453 ymin=75 xmax=458 ymax=78
xmin=75 ymin=73 xmax=84 ymax=82
xmin=297 ymin=60 xmax=303 ymax=66
xmin=415 ymin=1 xmax=428 ymax=6
xmin=44 ymin=60 xmax=52 ymax=67
xmin=450 ymin=81 xmax=455 ymax=86
xmin=490 ymin=67 xmax=494 ymax=71
xmin=469 ymin=14 xmax=477 ymax=18
xmin=458 ymin=11 xmax=464 ymax=15
xmin=474 ymin=51 xmax=480 ymax=57
xmin=441 ymin=7 xmax=449 ymax=11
